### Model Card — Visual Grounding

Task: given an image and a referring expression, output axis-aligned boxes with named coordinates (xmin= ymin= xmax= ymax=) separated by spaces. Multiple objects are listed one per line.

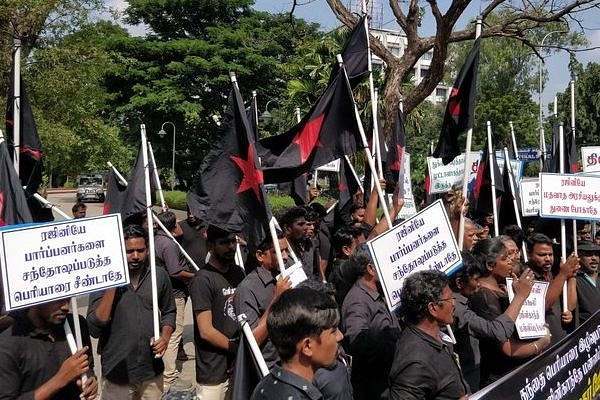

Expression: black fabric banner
xmin=471 ymin=309 xmax=600 ymax=400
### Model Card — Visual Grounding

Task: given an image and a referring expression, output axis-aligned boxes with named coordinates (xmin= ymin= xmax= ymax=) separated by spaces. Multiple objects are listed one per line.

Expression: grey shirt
xmin=234 ymin=266 xmax=279 ymax=367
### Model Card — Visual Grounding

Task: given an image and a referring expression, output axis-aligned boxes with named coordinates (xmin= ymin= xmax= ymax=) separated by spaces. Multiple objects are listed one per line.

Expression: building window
xmin=389 ymin=44 xmax=401 ymax=57
xmin=436 ymin=88 xmax=447 ymax=98
xmin=421 ymin=52 xmax=433 ymax=61
xmin=420 ymin=68 xmax=430 ymax=78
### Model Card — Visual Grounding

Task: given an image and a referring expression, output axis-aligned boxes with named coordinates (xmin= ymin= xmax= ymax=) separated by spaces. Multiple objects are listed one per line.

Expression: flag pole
xmin=558 ymin=124 xmax=568 ymax=313
xmin=373 ymin=88 xmax=384 ymax=178
xmin=570 ymin=79 xmax=578 ymax=256
xmin=107 ymin=161 xmax=128 ymax=185
xmin=458 ymin=18 xmax=482 ymax=250
xmin=238 ymin=314 xmax=269 ymax=377
xmin=337 ymin=54 xmax=392 ymax=227
xmin=141 ymin=124 xmax=160 ymax=340
xmin=12 ymin=38 xmax=21 ymax=176
xmin=486 ymin=121 xmax=500 ymax=237
xmin=269 ymin=217 xmax=286 ymax=273
xmin=509 ymin=121 xmax=519 ymax=159
xmin=502 ymin=147 xmax=528 ymax=262
xmin=148 ymin=143 xmax=167 ymax=211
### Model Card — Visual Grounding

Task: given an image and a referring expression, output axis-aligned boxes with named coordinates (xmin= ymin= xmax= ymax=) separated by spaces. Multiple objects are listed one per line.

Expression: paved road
xmin=46 ymin=191 xmax=197 ymax=398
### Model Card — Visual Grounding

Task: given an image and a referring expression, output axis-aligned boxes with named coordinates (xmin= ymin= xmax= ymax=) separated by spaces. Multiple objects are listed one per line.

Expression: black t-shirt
xmin=189 ymin=263 xmax=245 ymax=384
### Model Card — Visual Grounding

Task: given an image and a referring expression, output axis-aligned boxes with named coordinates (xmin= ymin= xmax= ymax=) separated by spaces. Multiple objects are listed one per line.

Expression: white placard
xmin=539 ymin=173 xmax=600 ymax=220
xmin=367 ymin=200 xmax=462 ymax=310
xmin=581 ymin=146 xmax=600 ymax=173
xmin=497 ymin=158 xmax=524 ymax=181
xmin=519 ymin=178 xmax=541 ymax=217
xmin=316 ymin=159 xmax=340 ymax=172
xmin=427 ymin=152 xmax=480 ymax=194
xmin=506 ymin=277 xmax=549 ymax=339
xmin=0 ymin=214 xmax=129 ymax=311
xmin=393 ymin=153 xmax=417 ymax=219
xmin=279 ymin=261 xmax=307 ymax=288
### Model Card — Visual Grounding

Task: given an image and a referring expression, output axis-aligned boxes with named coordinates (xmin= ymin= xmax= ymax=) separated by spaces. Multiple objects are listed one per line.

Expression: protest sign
xmin=394 ymin=153 xmax=417 ymax=220
xmin=367 ymin=199 xmax=462 ymax=310
xmin=316 ymin=159 xmax=340 ymax=172
xmin=581 ymin=146 xmax=600 ymax=173
xmin=427 ymin=152 xmax=480 ymax=194
xmin=519 ymin=178 xmax=540 ymax=217
xmin=497 ymin=158 xmax=524 ymax=181
xmin=0 ymin=214 xmax=129 ymax=311
xmin=471 ymin=309 xmax=600 ymax=400
xmin=539 ymin=173 xmax=600 ymax=220
xmin=506 ymin=277 xmax=548 ymax=340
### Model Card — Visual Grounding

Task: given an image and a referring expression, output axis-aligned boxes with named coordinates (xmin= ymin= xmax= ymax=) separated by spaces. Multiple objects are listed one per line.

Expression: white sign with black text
xmin=0 ymin=214 xmax=129 ymax=311
xmin=367 ymin=200 xmax=462 ymax=310
xmin=539 ymin=173 xmax=600 ymax=220
xmin=506 ymin=277 xmax=549 ymax=340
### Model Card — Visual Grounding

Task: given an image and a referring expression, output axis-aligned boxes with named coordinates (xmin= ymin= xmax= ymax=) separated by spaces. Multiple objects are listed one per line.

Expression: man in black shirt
xmin=281 ymin=207 xmax=320 ymax=280
xmin=0 ymin=298 xmax=98 ymax=399
xmin=87 ymin=224 xmax=176 ymax=399
xmin=189 ymin=224 xmax=245 ymax=400
xmin=251 ymin=287 xmax=343 ymax=400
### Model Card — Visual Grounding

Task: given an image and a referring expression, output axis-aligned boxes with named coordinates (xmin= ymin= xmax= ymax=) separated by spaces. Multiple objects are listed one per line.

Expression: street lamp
xmin=158 ymin=121 xmax=176 ymax=191
xmin=538 ymin=30 xmax=567 ymax=164
xmin=260 ymin=99 xmax=278 ymax=122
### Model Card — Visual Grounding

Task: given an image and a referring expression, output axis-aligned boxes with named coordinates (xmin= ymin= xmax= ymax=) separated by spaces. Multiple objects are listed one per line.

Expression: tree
xmin=104 ymin=0 xmax=321 ymax=183
xmin=322 ymin=0 xmax=596 ymax=134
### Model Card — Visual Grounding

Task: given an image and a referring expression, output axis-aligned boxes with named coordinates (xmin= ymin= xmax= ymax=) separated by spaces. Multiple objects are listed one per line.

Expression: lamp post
xmin=538 ymin=30 xmax=566 ymax=163
xmin=158 ymin=121 xmax=176 ymax=191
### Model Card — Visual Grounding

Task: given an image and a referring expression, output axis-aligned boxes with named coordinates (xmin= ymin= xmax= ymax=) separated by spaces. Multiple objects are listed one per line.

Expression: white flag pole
xmin=458 ymin=19 xmax=482 ymax=250
xmin=486 ymin=121 xmax=500 ymax=237
xmin=509 ymin=121 xmax=519 ymax=159
xmin=570 ymin=79 xmax=578 ymax=255
xmin=12 ymin=39 xmax=21 ymax=175
xmin=141 ymin=124 xmax=160 ymax=340
xmin=558 ymin=124 xmax=568 ymax=313
xmin=502 ymin=147 xmax=528 ymax=262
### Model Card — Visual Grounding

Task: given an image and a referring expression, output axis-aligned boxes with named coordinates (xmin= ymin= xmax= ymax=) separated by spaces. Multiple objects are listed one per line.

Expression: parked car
xmin=76 ymin=173 xmax=105 ymax=202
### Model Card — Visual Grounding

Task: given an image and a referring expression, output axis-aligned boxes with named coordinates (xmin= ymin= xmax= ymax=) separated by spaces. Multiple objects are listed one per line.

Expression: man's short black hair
xmin=349 ymin=242 xmax=373 ymax=276
xmin=526 ymin=232 xmax=553 ymax=253
xmin=279 ymin=206 xmax=307 ymax=229
xmin=206 ymin=224 xmax=234 ymax=243
xmin=332 ymin=226 xmax=363 ymax=256
xmin=256 ymin=231 xmax=286 ymax=253
xmin=400 ymin=269 xmax=448 ymax=324
xmin=123 ymin=224 xmax=148 ymax=243
xmin=72 ymin=201 xmax=87 ymax=213
xmin=309 ymin=203 xmax=327 ymax=219
xmin=449 ymin=252 xmax=481 ymax=291
xmin=349 ymin=203 xmax=365 ymax=215
xmin=157 ymin=211 xmax=177 ymax=232
xmin=267 ymin=287 xmax=339 ymax=362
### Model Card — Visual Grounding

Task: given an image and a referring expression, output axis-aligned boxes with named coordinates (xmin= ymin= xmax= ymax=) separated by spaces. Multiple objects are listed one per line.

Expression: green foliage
xmin=161 ymin=190 xmax=188 ymax=210
xmin=556 ymin=61 xmax=600 ymax=148
xmin=267 ymin=193 xmax=296 ymax=215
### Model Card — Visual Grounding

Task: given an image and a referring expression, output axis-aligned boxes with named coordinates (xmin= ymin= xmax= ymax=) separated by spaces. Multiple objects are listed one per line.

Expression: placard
xmin=519 ymin=178 xmax=540 ymax=217
xmin=581 ymin=146 xmax=600 ymax=173
xmin=506 ymin=277 xmax=549 ymax=339
xmin=367 ymin=200 xmax=462 ymax=310
xmin=539 ymin=173 xmax=600 ymax=220
xmin=0 ymin=214 xmax=129 ymax=311
xmin=316 ymin=159 xmax=340 ymax=172
xmin=427 ymin=152 xmax=480 ymax=194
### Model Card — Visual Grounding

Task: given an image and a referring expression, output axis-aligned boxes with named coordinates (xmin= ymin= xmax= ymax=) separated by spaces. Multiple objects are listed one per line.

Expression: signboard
xmin=0 ymin=214 xmax=129 ymax=311
xmin=497 ymin=158 xmax=525 ymax=181
xmin=367 ymin=200 xmax=462 ymax=310
xmin=471 ymin=309 xmax=600 ymax=400
xmin=316 ymin=159 xmax=340 ymax=172
xmin=539 ymin=173 xmax=600 ymax=220
xmin=427 ymin=152 xmax=480 ymax=194
xmin=394 ymin=153 xmax=417 ymax=220
xmin=519 ymin=178 xmax=541 ymax=217
xmin=506 ymin=277 xmax=549 ymax=340
xmin=581 ymin=146 xmax=600 ymax=173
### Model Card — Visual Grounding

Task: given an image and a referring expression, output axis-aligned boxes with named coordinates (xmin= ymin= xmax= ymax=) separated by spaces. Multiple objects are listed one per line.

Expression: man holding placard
xmin=87 ymin=224 xmax=176 ymax=399
xmin=0 ymin=297 xmax=98 ymax=399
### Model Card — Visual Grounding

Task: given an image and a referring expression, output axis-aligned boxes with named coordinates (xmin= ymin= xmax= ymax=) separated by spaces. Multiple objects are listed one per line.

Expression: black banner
xmin=471 ymin=310 xmax=600 ymax=400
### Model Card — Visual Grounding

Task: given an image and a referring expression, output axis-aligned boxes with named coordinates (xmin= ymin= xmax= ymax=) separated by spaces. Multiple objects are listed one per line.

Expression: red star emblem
xmin=448 ymin=87 xmax=461 ymax=119
xmin=230 ymin=144 xmax=264 ymax=203
xmin=389 ymin=145 xmax=404 ymax=171
xmin=293 ymin=114 xmax=325 ymax=163
xmin=0 ymin=192 xmax=5 ymax=226
xmin=338 ymin=182 xmax=348 ymax=191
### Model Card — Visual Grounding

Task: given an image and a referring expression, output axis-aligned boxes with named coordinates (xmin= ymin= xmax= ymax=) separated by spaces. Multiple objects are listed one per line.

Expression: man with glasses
xmin=389 ymin=269 xmax=469 ymax=399
xmin=576 ymin=240 xmax=600 ymax=325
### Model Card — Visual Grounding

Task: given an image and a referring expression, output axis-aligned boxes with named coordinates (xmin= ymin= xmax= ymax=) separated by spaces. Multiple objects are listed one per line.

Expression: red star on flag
xmin=389 ymin=145 xmax=404 ymax=171
xmin=448 ymin=87 xmax=461 ymax=120
xmin=293 ymin=114 xmax=325 ymax=163
xmin=230 ymin=144 xmax=265 ymax=203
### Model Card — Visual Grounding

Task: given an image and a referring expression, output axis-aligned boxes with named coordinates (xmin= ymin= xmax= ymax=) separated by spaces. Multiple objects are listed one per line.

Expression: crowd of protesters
xmin=1 ymin=177 xmax=599 ymax=400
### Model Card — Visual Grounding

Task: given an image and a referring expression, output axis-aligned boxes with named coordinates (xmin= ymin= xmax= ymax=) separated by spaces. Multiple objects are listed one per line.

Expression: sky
xmin=107 ymin=0 xmax=600 ymax=112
